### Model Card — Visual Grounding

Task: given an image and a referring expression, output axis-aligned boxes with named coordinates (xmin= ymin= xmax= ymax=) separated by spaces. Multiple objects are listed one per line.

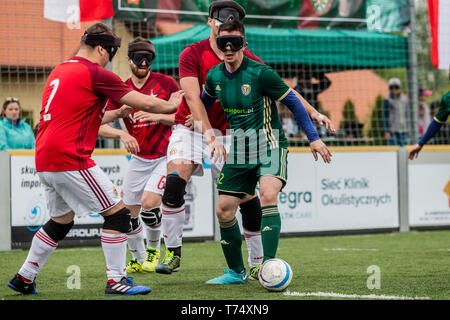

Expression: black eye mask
xmin=216 ymin=35 xmax=245 ymax=52
xmin=211 ymin=7 xmax=240 ymax=23
xmin=81 ymin=32 xmax=121 ymax=62
xmin=127 ymin=41 xmax=156 ymax=66
xmin=128 ymin=52 xmax=155 ymax=66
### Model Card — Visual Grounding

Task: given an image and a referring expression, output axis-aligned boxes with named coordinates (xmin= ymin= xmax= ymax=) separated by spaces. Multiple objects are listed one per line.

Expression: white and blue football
xmin=258 ymin=258 xmax=293 ymax=292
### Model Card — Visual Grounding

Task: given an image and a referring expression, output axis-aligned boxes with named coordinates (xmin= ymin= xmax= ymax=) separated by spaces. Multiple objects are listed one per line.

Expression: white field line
xmin=322 ymin=248 xmax=379 ymax=252
xmin=284 ymin=291 xmax=430 ymax=300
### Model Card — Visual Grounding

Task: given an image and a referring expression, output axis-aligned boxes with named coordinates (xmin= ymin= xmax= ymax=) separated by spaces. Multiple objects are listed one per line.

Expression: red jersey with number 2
xmin=106 ymin=72 xmax=179 ymax=159
xmin=35 ymin=56 xmax=132 ymax=172
xmin=176 ymin=38 xmax=263 ymax=134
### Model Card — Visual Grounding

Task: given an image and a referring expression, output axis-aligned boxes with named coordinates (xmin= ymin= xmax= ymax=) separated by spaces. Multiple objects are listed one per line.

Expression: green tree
xmin=339 ymin=99 xmax=361 ymax=139
xmin=367 ymin=94 xmax=387 ymax=145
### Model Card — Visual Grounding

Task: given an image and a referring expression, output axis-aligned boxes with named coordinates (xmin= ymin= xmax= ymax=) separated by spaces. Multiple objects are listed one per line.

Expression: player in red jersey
xmin=7 ymin=23 xmax=183 ymax=296
xmin=100 ymin=37 xmax=182 ymax=274
xmin=159 ymin=0 xmax=335 ymax=277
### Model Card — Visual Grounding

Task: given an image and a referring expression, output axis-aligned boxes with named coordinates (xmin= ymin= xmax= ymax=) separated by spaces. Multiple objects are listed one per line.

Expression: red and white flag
xmin=428 ymin=0 xmax=450 ymax=70
xmin=44 ymin=0 xmax=114 ymax=23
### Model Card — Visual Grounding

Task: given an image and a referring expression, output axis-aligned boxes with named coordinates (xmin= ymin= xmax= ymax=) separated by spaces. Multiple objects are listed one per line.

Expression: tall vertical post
xmin=407 ymin=0 xmax=419 ymax=145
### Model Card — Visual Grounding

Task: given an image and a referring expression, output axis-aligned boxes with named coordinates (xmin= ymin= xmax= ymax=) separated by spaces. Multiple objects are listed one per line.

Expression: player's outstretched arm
xmin=102 ymin=105 xmax=133 ymax=124
xmin=408 ymin=119 xmax=443 ymax=160
xmin=98 ymin=124 xmax=140 ymax=154
xmin=181 ymin=76 xmax=226 ymax=162
xmin=119 ymin=90 xmax=184 ymax=114
xmin=133 ymin=111 xmax=176 ymax=127
xmin=291 ymin=88 xmax=335 ymax=134
xmin=281 ymin=90 xmax=332 ymax=163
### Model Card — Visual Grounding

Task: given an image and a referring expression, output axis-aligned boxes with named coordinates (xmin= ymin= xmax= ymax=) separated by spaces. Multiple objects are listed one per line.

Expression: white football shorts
xmin=38 ymin=165 xmax=121 ymax=218
xmin=166 ymin=124 xmax=231 ymax=179
xmin=122 ymin=154 xmax=167 ymax=206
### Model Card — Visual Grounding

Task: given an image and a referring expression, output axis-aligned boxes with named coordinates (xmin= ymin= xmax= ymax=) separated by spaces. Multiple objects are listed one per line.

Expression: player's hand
xmin=312 ymin=112 xmax=335 ymax=134
xmin=310 ymin=139 xmax=332 ymax=163
xmin=185 ymin=114 xmax=194 ymax=130
xmin=168 ymin=90 xmax=185 ymax=111
xmin=207 ymin=135 xmax=226 ymax=163
xmin=134 ymin=111 xmax=159 ymax=123
xmin=119 ymin=132 xmax=140 ymax=155
xmin=408 ymin=144 xmax=423 ymax=160
xmin=117 ymin=105 xmax=133 ymax=118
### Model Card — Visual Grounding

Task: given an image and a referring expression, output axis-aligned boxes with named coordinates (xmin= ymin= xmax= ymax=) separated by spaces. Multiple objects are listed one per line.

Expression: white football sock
xmin=145 ymin=224 xmax=162 ymax=250
xmin=161 ymin=204 xmax=185 ymax=249
xmin=19 ymin=228 xmax=58 ymax=281
xmin=101 ymin=232 xmax=127 ymax=283
xmin=244 ymin=229 xmax=264 ymax=268
xmin=127 ymin=223 xmax=146 ymax=263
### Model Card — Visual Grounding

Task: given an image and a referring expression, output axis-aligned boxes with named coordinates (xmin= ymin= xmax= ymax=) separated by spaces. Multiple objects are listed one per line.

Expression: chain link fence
xmin=0 ymin=0 xmax=448 ymax=150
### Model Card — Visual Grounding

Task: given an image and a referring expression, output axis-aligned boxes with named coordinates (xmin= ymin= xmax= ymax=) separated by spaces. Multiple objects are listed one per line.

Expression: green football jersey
xmin=205 ymin=56 xmax=290 ymax=165
xmin=434 ymin=91 xmax=450 ymax=124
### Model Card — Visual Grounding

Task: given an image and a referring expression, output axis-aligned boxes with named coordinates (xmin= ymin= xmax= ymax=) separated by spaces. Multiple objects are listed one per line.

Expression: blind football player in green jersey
xmin=201 ymin=20 xmax=332 ymax=285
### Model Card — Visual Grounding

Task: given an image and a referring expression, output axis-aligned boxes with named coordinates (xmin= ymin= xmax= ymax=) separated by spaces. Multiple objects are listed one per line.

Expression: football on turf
xmin=258 ymin=258 xmax=293 ymax=292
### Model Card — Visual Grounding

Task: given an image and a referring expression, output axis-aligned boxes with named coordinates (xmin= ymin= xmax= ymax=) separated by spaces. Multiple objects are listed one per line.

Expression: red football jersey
xmin=176 ymin=38 xmax=263 ymax=134
xmin=35 ymin=56 xmax=132 ymax=172
xmin=107 ymin=72 xmax=179 ymax=159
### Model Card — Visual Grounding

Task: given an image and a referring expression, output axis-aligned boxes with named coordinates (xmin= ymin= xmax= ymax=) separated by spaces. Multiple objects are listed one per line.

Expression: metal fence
xmin=0 ymin=0 xmax=448 ymax=151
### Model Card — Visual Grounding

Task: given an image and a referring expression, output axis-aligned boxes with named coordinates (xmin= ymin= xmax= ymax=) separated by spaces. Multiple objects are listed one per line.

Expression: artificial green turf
xmin=1 ymin=230 xmax=449 ymax=300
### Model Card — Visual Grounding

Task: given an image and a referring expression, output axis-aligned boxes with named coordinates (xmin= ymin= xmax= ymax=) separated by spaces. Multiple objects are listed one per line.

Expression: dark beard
xmin=131 ymin=65 xmax=150 ymax=79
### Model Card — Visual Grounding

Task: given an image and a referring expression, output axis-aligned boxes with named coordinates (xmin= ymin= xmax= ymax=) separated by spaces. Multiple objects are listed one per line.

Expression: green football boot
xmin=142 ymin=247 xmax=160 ymax=273
xmin=155 ymin=250 xmax=180 ymax=274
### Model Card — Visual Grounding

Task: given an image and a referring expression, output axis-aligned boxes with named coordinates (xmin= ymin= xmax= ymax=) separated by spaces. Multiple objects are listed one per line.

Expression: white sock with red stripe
xmin=244 ymin=229 xmax=263 ymax=268
xmin=19 ymin=228 xmax=58 ymax=281
xmin=127 ymin=224 xmax=146 ymax=263
xmin=161 ymin=204 xmax=185 ymax=248
xmin=101 ymin=232 xmax=127 ymax=283
xmin=145 ymin=224 xmax=161 ymax=250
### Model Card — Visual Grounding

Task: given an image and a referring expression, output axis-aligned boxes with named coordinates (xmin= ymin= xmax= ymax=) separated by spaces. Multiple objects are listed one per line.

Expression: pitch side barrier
xmin=1 ymin=146 xmax=449 ymax=250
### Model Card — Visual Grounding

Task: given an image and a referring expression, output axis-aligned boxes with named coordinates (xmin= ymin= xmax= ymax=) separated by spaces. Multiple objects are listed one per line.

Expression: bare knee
xmin=52 ymin=211 xmax=75 ymax=224
xmin=259 ymin=187 xmax=278 ymax=206
xmin=141 ymin=192 xmax=161 ymax=211
xmin=216 ymin=203 xmax=236 ymax=223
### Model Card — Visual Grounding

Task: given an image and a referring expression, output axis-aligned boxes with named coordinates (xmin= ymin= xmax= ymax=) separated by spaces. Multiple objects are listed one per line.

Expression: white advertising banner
xmin=10 ymin=154 xmax=214 ymax=247
xmin=408 ymin=164 xmax=450 ymax=227
xmin=280 ymin=151 xmax=399 ymax=233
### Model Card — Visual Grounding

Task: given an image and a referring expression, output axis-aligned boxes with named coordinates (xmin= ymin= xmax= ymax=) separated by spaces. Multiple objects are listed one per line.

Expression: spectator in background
xmin=294 ymin=68 xmax=332 ymax=111
xmin=418 ymin=87 xmax=432 ymax=135
xmin=277 ymin=102 xmax=298 ymax=138
xmin=0 ymin=122 xmax=6 ymax=151
xmin=0 ymin=97 xmax=35 ymax=150
xmin=295 ymin=68 xmax=332 ymax=138
xmin=428 ymin=99 xmax=450 ymax=145
xmin=382 ymin=78 xmax=409 ymax=146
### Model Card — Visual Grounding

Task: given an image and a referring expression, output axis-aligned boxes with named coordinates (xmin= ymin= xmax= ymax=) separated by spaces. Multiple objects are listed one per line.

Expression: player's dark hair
xmin=128 ymin=37 xmax=156 ymax=56
xmin=81 ymin=22 xmax=115 ymax=49
xmin=218 ymin=19 xmax=245 ymax=36
xmin=85 ymin=22 xmax=114 ymax=36
xmin=129 ymin=36 xmax=149 ymax=45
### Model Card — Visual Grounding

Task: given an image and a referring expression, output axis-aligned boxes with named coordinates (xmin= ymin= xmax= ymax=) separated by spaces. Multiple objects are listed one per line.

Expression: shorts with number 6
xmin=217 ymin=148 xmax=288 ymax=196
xmin=122 ymin=155 xmax=167 ymax=206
